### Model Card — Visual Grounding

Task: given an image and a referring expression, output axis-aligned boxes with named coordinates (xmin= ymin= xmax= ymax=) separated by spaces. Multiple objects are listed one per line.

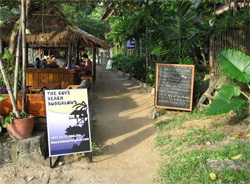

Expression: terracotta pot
xmin=6 ymin=115 xmax=35 ymax=140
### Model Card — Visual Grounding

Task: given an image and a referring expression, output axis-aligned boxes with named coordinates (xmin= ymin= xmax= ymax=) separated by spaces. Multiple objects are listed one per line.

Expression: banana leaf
xmin=217 ymin=50 xmax=250 ymax=83
xmin=205 ymin=83 xmax=245 ymax=116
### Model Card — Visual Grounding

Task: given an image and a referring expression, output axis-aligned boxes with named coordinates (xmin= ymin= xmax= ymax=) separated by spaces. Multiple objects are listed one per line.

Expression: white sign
xmin=45 ymin=89 xmax=92 ymax=157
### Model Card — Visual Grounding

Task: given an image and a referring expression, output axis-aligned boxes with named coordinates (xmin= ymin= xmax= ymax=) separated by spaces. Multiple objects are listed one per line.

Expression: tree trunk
xmin=200 ymin=48 xmax=207 ymax=65
xmin=0 ymin=38 xmax=3 ymax=54
xmin=9 ymin=21 xmax=19 ymax=55
xmin=21 ymin=0 xmax=27 ymax=112
xmin=193 ymin=48 xmax=199 ymax=65
xmin=145 ymin=29 xmax=149 ymax=82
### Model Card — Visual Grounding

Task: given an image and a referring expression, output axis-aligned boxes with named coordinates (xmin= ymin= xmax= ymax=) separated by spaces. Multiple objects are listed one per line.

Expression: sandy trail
xmin=0 ymin=65 xmax=159 ymax=184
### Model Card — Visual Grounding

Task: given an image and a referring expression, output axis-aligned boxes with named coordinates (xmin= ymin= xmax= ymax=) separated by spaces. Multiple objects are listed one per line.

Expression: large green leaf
xmin=205 ymin=84 xmax=245 ymax=116
xmin=217 ymin=50 xmax=250 ymax=83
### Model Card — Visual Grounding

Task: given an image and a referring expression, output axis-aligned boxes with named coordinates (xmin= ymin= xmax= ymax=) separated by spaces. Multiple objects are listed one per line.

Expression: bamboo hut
xmin=0 ymin=5 xmax=110 ymax=84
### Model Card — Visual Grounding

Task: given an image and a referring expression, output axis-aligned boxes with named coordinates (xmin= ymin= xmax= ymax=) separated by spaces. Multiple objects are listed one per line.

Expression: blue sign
xmin=126 ymin=40 xmax=136 ymax=49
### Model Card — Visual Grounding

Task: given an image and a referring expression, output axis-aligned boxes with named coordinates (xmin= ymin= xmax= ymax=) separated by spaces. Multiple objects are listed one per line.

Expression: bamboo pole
xmin=0 ymin=58 xmax=20 ymax=118
xmin=21 ymin=0 xmax=27 ymax=111
xmin=13 ymin=25 xmax=22 ymax=100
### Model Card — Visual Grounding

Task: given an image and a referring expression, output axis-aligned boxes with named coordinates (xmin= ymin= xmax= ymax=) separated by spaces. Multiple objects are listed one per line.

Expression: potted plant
xmin=5 ymin=111 xmax=34 ymax=140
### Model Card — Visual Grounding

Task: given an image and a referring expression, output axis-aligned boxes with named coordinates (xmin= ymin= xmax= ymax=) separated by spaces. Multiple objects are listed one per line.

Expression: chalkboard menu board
xmin=155 ymin=63 xmax=195 ymax=111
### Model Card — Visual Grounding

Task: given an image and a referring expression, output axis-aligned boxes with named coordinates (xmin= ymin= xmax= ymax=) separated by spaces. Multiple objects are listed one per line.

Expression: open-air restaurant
xmin=0 ymin=5 xmax=110 ymax=131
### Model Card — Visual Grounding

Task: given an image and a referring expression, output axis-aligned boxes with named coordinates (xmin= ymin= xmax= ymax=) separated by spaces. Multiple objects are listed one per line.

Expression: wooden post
xmin=31 ymin=48 xmax=34 ymax=63
xmin=48 ymin=49 xmax=51 ymax=58
xmin=66 ymin=42 xmax=71 ymax=69
xmin=209 ymin=34 xmax=215 ymax=76
xmin=76 ymin=41 xmax=80 ymax=65
xmin=92 ymin=45 xmax=96 ymax=84
xmin=39 ymin=48 xmax=41 ymax=60
xmin=0 ymin=38 xmax=3 ymax=54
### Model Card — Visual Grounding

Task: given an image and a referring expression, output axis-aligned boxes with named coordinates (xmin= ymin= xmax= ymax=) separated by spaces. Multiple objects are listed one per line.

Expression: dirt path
xmin=0 ymin=65 xmax=159 ymax=184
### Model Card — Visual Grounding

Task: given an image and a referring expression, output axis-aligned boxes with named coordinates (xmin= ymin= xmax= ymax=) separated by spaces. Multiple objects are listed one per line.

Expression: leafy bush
xmin=130 ymin=54 xmax=146 ymax=82
xmin=147 ymin=60 xmax=157 ymax=86
xmin=0 ymin=51 xmax=15 ymax=88
xmin=111 ymin=54 xmax=131 ymax=71
xmin=111 ymin=53 xmax=148 ymax=82
xmin=178 ymin=56 xmax=195 ymax=65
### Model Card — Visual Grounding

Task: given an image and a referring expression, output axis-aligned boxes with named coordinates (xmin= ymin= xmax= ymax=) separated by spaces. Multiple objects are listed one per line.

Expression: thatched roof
xmin=0 ymin=6 xmax=110 ymax=50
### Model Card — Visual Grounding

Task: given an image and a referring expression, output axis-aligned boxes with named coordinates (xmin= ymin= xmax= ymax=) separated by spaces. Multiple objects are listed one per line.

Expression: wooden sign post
xmin=155 ymin=63 xmax=195 ymax=111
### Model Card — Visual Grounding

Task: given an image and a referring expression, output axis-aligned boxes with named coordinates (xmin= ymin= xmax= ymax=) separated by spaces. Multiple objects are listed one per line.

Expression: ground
xmin=0 ymin=65 xmax=249 ymax=184
xmin=0 ymin=65 xmax=159 ymax=184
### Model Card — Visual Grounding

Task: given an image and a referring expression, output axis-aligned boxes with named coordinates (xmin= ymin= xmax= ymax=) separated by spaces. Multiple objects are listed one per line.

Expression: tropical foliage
xmin=206 ymin=50 xmax=250 ymax=116
xmin=0 ymin=6 xmax=19 ymax=25
xmin=59 ymin=4 xmax=108 ymax=40
xmin=106 ymin=0 xmax=250 ymax=76
xmin=111 ymin=53 xmax=148 ymax=82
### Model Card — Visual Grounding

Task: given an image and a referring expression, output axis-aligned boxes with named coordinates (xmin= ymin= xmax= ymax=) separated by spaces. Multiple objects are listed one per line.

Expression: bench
xmin=81 ymin=75 xmax=93 ymax=80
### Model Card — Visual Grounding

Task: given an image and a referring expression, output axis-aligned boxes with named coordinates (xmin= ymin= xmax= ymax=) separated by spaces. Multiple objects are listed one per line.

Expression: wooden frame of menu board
xmin=155 ymin=63 xmax=195 ymax=111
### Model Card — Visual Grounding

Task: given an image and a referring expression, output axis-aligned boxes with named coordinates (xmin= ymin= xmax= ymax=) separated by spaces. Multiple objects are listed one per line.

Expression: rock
xmin=149 ymin=108 xmax=157 ymax=119
xmin=0 ymin=132 xmax=47 ymax=164
xmin=25 ymin=176 xmax=34 ymax=182
xmin=206 ymin=159 xmax=249 ymax=173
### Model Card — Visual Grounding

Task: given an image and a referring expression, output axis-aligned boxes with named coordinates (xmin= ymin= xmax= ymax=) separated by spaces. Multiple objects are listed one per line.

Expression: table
xmin=29 ymin=83 xmax=61 ymax=94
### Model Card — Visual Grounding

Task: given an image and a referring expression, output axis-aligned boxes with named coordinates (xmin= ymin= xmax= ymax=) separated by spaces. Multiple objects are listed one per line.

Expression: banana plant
xmin=206 ymin=49 xmax=250 ymax=116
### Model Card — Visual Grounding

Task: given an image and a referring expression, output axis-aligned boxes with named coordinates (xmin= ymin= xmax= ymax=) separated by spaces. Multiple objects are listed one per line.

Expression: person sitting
xmin=71 ymin=60 xmax=79 ymax=69
xmin=34 ymin=58 xmax=40 ymax=68
xmin=77 ymin=54 xmax=92 ymax=76
xmin=40 ymin=59 xmax=47 ymax=68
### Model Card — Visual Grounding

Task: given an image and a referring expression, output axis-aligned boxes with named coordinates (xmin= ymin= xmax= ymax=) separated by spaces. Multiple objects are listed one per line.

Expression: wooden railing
xmin=26 ymin=68 xmax=79 ymax=89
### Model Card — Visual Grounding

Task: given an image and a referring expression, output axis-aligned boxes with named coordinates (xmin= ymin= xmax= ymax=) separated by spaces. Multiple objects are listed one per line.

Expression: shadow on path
xmin=92 ymin=65 xmax=156 ymax=156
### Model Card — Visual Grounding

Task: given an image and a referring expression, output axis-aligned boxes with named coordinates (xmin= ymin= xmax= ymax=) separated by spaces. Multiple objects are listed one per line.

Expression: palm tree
xmin=149 ymin=1 xmax=199 ymax=62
